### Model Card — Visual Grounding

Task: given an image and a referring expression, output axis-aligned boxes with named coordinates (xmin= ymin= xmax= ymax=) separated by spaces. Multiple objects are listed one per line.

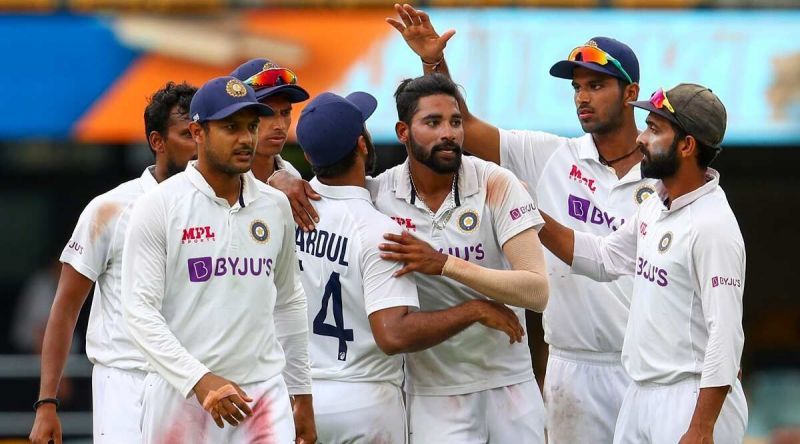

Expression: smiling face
xmin=191 ymin=107 xmax=261 ymax=176
xmin=571 ymin=66 xmax=627 ymax=135
xmin=400 ymin=94 xmax=464 ymax=174
xmin=255 ymin=94 xmax=293 ymax=157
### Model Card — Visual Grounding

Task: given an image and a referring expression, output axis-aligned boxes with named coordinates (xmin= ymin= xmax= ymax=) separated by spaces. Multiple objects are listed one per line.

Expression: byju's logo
xmin=711 ymin=276 xmax=742 ymax=288
xmin=182 ymin=226 xmax=216 ymax=244
xmin=567 ymin=195 xmax=624 ymax=231
xmin=568 ymin=164 xmax=597 ymax=193
xmin=187 ymin=256 xmax=273 ymax=282
xmin=510 ymin=203 xmax=537 ymax=221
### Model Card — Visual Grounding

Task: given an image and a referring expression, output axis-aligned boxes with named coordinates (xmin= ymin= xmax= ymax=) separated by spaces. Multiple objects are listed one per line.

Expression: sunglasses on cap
xmin=568 ymin=45 xmax=633 ymax=84
xmin=244 ymin=68 xmax=298 ymax=90
xmin=649 ymin=88 xmax=676 ymax=114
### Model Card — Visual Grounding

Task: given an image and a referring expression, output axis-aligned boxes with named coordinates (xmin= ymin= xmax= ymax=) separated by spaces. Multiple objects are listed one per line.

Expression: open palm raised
xmin=386 ymin=3 xmax=455 ymax=63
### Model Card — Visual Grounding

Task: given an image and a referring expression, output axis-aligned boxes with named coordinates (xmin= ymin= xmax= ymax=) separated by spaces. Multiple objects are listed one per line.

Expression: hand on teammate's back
xmin=386 ymin=3 xmax=455 ymax=63
xmin=268 ymin=170 xmax=320 ymax=232
xmin=193 ymin=372 xmax=253 ymax=428
xmin=29 ymin=404 xmax=62 ymax=444
xmin=467 ymin=300 xmax=525 ymax=344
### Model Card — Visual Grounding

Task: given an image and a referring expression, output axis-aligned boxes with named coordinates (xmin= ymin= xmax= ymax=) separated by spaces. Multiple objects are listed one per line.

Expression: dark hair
xmin=394 ymin=73 xmax=464 ymax=124
xmin=144 ymin=81 xmax=197 ymax=155
xmin=670 ymin=123 xmax=720 ymax=168
xmin=310 ymin=129 xmax=373 ymax=179
xmin=311 ymin=147 xmax=358 ymax=179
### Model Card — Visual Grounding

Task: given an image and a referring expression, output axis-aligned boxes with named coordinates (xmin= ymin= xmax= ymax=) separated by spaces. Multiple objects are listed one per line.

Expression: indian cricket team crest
xmin=250 ymin=220 xmax=269 ymax=243
xmin=263 ymin=61 xmax=279 ymax=70
xmin=226 ymin=79 xmax=247 ymax=98
xmin=457 ymin=209 xmax=480 ymax=233
xmin=658 ymin=231 xmax=673 ymax=253
xmin=635 ymin=185 xmax=656 ymax=204
xmin=586 ymin=40 xmax=599 ymax=48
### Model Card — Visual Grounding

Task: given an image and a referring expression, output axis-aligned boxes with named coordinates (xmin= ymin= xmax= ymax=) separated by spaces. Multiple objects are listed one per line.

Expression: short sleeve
xmin=359 ymin=218 xmax=419 ymax=315
xmin=486 ymin=164 xmax=545 ymax=246
xmin=60 ymin=196 xmax=124 ymax=281
xmin=499 ymin=129 xmax=565 ymax=189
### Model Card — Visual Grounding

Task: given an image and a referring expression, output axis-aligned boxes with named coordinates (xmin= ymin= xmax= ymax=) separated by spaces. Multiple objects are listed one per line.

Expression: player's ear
xmin=148 ymin=131 xmax=166 ymax=154
xmin=624 ymin=82 xmax=640 ymax=103
xmin=189 ymin=121 xmax=204 ymax=146
xmin=395 ymin=121 xmax=409 ymax=144
xmin=681 ymin=134 xmax=697 ymax=160
xmin=356 ymin=135 xmax=368 ymax=156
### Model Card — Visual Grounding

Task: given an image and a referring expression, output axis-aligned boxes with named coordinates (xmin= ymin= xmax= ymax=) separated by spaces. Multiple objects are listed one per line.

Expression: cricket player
xmin=388 ymin=4 xmax=656 ymax=441
xmin=371 ymin=73 xmax=549 ymax=443
xmin=121 ymin=76 xmax=315 ymax=443
xmin=231 ymin=57 xmax=309 ymax=182
xmin=295 ymin=90 xmax=530 ymax=443
xmin=29 ymin=82 xmax=197 ymax=444
xmin=540 ymin=84 xmax=748 ymax=443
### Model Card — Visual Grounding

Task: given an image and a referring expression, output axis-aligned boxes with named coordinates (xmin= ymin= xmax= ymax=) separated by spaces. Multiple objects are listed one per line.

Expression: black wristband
xmin=33 ymin=398 xmax=59 ymax=411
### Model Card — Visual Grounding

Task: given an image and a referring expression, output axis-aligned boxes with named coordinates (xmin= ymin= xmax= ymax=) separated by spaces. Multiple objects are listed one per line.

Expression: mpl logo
xmin=510 ymin=203 xmax=537 ymax=221
xmin=187 ymin=256 xmax=274 ymax=282
xmin=567 ymin=195 xmax=624 ymax=231
xmin=569 ymin=164 xmax=597 ymax=193
xmin=182 ymin=226 xmax=216 ymax=244
xmin=390 ymin=216 xmax=416 ymax=232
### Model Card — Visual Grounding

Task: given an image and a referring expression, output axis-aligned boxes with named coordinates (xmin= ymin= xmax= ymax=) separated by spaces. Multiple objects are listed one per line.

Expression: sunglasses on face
xmin=649 ymin=88 xmax=676 ymax=114
xmin=568 ymin=45 xmax=633 ymax=84
xmin=244 ymin=68 xmax=298 ymax=90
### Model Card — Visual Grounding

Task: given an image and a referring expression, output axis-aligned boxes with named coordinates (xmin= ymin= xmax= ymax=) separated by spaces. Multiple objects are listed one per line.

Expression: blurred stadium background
xmin=0 ymin=0 xmax=798 ymax=442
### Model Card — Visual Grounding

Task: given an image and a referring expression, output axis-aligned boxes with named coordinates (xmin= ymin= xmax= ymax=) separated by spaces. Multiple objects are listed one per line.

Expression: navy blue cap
xmin=230 ymin=58 xmax=310 ymax=104
xmin=296 ymin=92 xmax=377 ymax=168
xmin=190 ymin=76 xmax=274 ymax=123
xmin=550 ymin=37 xmax=640 ymax=84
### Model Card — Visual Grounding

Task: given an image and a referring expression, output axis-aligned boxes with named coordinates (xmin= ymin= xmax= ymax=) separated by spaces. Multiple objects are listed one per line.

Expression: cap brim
xmin=549 ymin=60 xmax=629 ymax=83
xmin=628 ymin=100 xmax=680 ymax=125
xmin=255 ymin=85 xmax=310 ymax=103
xmin=205 ymin=101 xmax=274 ymax=121
xmin=345 ymin=91 xmax=378 ymax=121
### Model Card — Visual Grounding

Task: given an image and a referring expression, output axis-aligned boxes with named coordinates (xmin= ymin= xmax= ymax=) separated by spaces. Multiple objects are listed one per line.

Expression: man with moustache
xmin=373 ymin=73 xmax=550 ymax=443
xmin=388 ymin=4 xmax=656 ymax=441
xmin=539 ymin=84 xmax=748 ymax=444
xmin=296 ymin=90 xmax=529 ymax=443
xmin=122 ymin=76 xmax=315 ymax=443
xmin=30 ymin=82 xmax=197 ymax=444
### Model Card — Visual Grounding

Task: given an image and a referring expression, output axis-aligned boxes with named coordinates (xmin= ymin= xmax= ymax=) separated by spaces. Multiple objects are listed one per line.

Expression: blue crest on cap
xmin=189 ymin=76 xmax=274 ymax=123
xmin=296 ymin=92 xmax=377 ymax=168
xmin=549 ymin=36 xmax=640 ymax=84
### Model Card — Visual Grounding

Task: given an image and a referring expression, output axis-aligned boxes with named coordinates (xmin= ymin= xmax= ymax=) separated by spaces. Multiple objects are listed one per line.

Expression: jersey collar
xmin=142 ymin=166 xmax=159 ymax=192
xmin=578 ymin=134 xmax=601 ymax=162
xmin=310 ymin=177 xmax=372 ymax=202
xmin=655 ymin=168 xmax=720 ymax=213
xmin=391 ymin=157 xmax=480 ymax=203
xmin=186 ymin=161 xmax=262 ymax=208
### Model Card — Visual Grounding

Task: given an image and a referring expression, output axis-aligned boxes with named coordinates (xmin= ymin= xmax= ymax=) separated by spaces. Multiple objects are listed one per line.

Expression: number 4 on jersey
xmin=313 ymin=272 xmax=354 ymax=361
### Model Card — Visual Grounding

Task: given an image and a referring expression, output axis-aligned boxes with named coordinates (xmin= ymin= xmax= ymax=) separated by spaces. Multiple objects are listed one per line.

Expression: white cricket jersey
xmin=275 ymin=154 xmax=301 ymax=178
xmin=500 ymin=129 xmax=658 ymax=353
xmin=368 ymin=156 xmax=544 ymax=396
xmin=60 ymin=167 xmax=157 ymax=371
xmin=122 ymin=161 xmax=310 ymax=398
xmin=572 ymin=169 xmax=745 ymax=388
xmin=297 ymin=179 xmax=419 ymax=387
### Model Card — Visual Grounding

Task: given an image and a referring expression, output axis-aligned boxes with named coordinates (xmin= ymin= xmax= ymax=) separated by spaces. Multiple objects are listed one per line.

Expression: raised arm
xmin=387 ymin=3 xmax=501 ymax=162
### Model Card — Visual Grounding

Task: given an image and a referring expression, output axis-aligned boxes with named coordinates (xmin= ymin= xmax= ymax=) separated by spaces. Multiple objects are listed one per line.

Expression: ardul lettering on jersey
xmin=295 ymin=228 xmax=350 ymax=266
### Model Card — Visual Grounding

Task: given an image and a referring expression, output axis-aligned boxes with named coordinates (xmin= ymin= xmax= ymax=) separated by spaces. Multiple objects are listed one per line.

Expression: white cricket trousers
xmin=613 ymin=376 xmax=748 ymax=444
xmin=407 ymin=379 xmax=545 ymax=443
xmin=312 ymin=379 xmax=407 ymax=444
xmin=544 ymin=347 xmax=631 ymax=444
xmin=140 ymin=372 xmax=295 ymax=444
xmin=92 ymin=364 xmax=146 ymax=443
